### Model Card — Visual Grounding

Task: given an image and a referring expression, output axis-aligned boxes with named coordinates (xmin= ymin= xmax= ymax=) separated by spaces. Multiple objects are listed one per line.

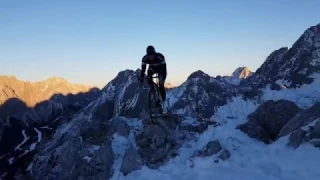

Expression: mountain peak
xmin=187 ymin=70 xmax=210 ymax=80
xmin=305 ymin=23 xmax=320 ymax=35
xmin=117 ymin=69 xmax=135 ymax=77
xmin=231 ymin=67 xmax=253 ymax=79
xmin=45 ymin=76 xmax=68 ymax=83
xmin=243 ymin=22 xmax=320 ymax=88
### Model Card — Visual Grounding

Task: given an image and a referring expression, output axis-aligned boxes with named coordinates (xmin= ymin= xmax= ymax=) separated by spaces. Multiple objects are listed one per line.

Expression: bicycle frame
xmin=139 ymin=73 xmax=163 ymax=120
xmin=140 ymin=74 xmax=160 ymax=90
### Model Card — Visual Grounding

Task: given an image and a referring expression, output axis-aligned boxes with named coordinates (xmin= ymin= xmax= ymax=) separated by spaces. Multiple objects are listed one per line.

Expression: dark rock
xmin=80 ymin=121 xmax=110 ymax=145
xmin=135 ymin=116 xmax=182 ymax=168
xmin=120 ymin=146 xmax=143 ymax=175
xmin=75 ymin=142 xmax=115 ymax=179
xmin=107 ymin=117 xmax=130 ymax=137
xmin=203 ymin=140 xmax=222 ymax=156
xmin=238 ymin=100 xmax=302 ymax=143
xmin=237 ymin=120 xmax=270 ymax=144
xmin=218 ymin=149 xmax=231 ymax=161
xmin=144 ymin=125 xmax=166 ymax=148
xmin=180 ymin=120 xmax=217 ymax=134
xmin=30 ymin=135 xmax=83 ymax=180
xmin=92 ymin=100 xmax=114 ymax=122
xmin=193 ymin=140 xmax=223 ymax=157
xmin=242 ymin=47 xmax=288 ymax=88
xmin=310 ymin=139 xmax=320 ymax=148
xmin=278 ymin=103 xmax=320 ymax=139
xmin=310 ymin=120 xmax=320 ymax=139
xmin=287 ymin=129 xmax=306 ymax=148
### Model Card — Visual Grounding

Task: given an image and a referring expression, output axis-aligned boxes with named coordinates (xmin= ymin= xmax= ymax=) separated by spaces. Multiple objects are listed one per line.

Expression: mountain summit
xmin=217 ymin=67 xmax=253 ymax=85
xmin=244 ymin=23 xmax=320 ymax=88
xmin=231 ymin=67 xmax=253 ymax=79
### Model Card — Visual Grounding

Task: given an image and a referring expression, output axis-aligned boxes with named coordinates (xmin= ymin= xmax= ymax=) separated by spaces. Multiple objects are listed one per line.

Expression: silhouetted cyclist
xmin=138 ymin=45 xmax=168 ymax=113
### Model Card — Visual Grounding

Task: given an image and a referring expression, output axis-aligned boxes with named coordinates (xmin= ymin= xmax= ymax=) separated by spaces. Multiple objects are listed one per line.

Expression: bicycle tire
xmin=148 ymin=83 xmax=163 ymax=118
xmin=154 ymin=85 xmax=163 ymax=113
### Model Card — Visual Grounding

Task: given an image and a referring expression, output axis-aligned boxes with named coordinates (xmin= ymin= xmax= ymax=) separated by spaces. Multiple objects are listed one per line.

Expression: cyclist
xmin=138 ymin=45 xmax=168 ymax=113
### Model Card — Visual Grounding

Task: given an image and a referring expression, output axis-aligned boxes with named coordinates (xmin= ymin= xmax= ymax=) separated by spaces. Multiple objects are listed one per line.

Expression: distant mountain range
xmin=0 ymin=76 xmax=99 ymax=118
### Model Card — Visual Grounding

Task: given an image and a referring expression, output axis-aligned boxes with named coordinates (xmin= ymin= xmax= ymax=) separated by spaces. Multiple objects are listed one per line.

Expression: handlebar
xmin=138 ymin=73 xmax=160 ymax=90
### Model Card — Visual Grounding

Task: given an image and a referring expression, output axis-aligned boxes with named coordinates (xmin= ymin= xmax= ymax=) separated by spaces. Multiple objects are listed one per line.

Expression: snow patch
xmin=8 ymin=158 xmax=14 ymax=165
xmin=29 ymin=143 xmax=37 ymax=151
xmin=110 ymin=133 xmax=131 ymax=180
xmin=261 ymin=86 xmax=316 ymax=109
xmin=88 ymin=145 xmax=101 ymax=154
xmin=15 ymin=130 xmax=29 ymax=150
xmin=301 ymin=118 xmax=320 ymax=131
xmin=34 ymin=128 xmax=42 ymax=143
xmin=26 ymin=162 xmax=33 ymax=171
xmin=167 ymin=82 xmax=188 ymax=108
xmin=40 ymin=126 xmax=52 ymax=130
xmin=83 ymin=156 xmax=92 ymax=162
xmin=212 ymin=96 xmax=258 ymax=124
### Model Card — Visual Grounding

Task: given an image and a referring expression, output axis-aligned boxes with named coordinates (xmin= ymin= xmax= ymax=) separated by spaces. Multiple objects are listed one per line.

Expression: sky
xmin=1 ymin=0 xmax=320 ymax=88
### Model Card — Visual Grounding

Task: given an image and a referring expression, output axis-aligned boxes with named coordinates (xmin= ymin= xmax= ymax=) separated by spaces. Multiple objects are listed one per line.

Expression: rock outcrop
xmin=135 ymin=115 xmax=182 ymax=169
xmin=237 ymin=100 xmax=302 ymax=143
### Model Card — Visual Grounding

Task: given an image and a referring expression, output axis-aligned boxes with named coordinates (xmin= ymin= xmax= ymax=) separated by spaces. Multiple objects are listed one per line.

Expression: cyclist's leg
xmin=158 ymin=64 xmax=167 ymax=101
xmin=147 ymin=66 xmax=154 ymax=86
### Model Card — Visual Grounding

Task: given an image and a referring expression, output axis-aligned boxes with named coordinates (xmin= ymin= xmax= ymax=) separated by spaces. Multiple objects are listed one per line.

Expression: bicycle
xmin=139 ymin=73 xmax=167 ymax=120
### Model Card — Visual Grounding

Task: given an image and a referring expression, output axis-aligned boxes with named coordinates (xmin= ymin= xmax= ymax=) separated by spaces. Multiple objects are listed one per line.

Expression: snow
xmin=52 ymin=116 xmax=63 ymax=123
xmin=58 ymin=119 xmax=74 ymax=135
xmin=110 ymin=133 xmax=131 ymax=180
xmin=15 ymin=130 xmax=29 ymax=150
xmin=222 ymin=76 xmax=241 ymax=85
xmin=88 ymin=145 xmax=101 ymax=153
xmin=260 ymin=81 xmax=318 ymax=109
xmin=8 ymin=157 xmax=14 ymax=165
xmin=301 ymin=118 xmax=319 ymax=131
xmin=26 ymin=162 xmax=33 ymax=171
xmin=29 ymin=143 xmax=37 ymax=151
xmin=275 ymin=79 xmax=291 ymax=87
xmin=83 ymin=156 xmax=92 ymax=162
xmin=127 ymin=93 xmax=139 ymax=109
xmin=117 ymin=117 xmax=143 ymax=131
xmin=40 ymin=125 xmax=52 ymax=130
xmin=167 ymin=82 xmax=187 ymax=108
xmin=34 ymin=128 xmax=42 ymax=142
xmin=212 ymin=96 xmax=258 ymax=123
xmin=112 ymin=96 xmax=320 ymax=180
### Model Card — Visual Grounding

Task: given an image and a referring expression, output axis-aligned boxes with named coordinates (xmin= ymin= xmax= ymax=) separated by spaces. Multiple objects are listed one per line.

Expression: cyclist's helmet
xmin=146 ymin=45 xmax=156 ymax=54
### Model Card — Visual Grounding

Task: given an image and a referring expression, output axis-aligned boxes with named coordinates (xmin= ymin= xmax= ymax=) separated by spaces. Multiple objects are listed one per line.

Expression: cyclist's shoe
xmin=162 ymin=100 xmax=168 ymax=114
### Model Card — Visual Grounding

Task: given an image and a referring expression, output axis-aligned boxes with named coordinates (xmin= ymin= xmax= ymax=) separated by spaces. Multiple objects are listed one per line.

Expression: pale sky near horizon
xmin=1 ymin=0 xmax=320 ymax=88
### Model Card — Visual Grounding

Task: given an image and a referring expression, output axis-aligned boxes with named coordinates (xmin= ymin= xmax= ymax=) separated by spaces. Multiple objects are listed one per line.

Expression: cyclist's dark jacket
xmin=140 ymin=52 xmax=166 ymax=78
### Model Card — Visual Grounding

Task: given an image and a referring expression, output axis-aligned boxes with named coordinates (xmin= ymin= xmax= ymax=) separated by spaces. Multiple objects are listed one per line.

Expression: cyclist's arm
xmin=157 ymin=53 xmax=166 ymax=64
xmin=140 ymin=56 xmax=147 ymax=78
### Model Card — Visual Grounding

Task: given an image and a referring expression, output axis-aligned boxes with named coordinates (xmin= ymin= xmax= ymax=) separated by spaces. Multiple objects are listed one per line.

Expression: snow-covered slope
xmin=119 ymin=97 xmax=320 ymax=180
